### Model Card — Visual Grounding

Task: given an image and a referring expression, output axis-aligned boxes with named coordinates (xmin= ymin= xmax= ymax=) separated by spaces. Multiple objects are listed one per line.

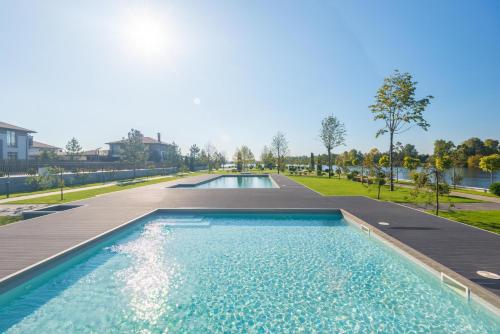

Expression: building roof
xmin=0 ymin=121 xmax=36 ymax=133
xmin=106 ymin=136 xmax=168 ymax=145
xmin=31 ymin=141 xmax=61 ymax=150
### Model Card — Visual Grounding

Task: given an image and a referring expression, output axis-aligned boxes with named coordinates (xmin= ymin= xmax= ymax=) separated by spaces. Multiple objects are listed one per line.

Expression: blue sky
xmin=1 ymin=0 xmax=499 ymax=157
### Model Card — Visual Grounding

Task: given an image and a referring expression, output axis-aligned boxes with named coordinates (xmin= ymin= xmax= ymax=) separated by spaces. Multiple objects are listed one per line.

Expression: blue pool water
xmin=0 ymin=213 xmax=498 ymax=333
xmin=195 ymin=175 xmax=276 ymax=188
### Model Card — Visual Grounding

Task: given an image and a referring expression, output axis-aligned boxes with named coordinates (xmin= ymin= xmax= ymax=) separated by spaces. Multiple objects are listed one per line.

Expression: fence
xmin=0 ymin=160 xmax=208 ymax=196
xmin=0 ymin=160 xmax=178 ymax=176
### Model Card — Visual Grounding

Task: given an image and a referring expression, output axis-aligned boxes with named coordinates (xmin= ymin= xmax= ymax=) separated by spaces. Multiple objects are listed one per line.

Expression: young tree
xmin=204 ymin=143 xmax=216 ymax=173
xmin=450 ymin=146 xmax=466 ymax=189
xmin=260 ymin=146 xmax=274 ymax=170
xmin=271 ymin=132 xmax=289 ymax=174
xmin=402 ymin=156 xmax=420 ymax=173
xmin=370 ymin=70 xmax=433 ymax=191
xmin=309 ymin=153 xmax=315 ymax=171
xmin=217 ymin=151 xmax=227 ymax=170
xmin=122 ymin=129 xmax=148 ymax=178
xmin=319 ymin=115 xmax=346 ymax=178
xmin=479 ymin=154 xmax=500 ymax=185
xmin=375 ymin=155 xmax=390 ymax=199
xmin=189 ymin=144 xmax=200 ymax=171
xmin=65 ymin=137 xmax=82 ymax=160
xmin=234 ymin=146 xmax=254 ymax=171
xmin=236 ymin=150 xmax=243 ymax=172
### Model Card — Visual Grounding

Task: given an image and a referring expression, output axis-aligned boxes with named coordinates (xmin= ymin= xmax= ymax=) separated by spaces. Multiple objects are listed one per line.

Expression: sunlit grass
xmin=427 ymin=210 xmax=500 ymax=234
xmin=289 ymin=175 xmax=479 ymax=203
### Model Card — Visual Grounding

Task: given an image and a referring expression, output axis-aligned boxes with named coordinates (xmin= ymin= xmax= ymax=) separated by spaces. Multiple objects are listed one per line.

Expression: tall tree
xmin=484 ymin=139 xmax=499 ymax=155
xmin=65 ymin=137 xmax=82 ymax=160
xmin=319 ymin=115 xmax=346 ymax=178
xmin=122 ymin=129 xmax=148 ymax=178
xmin=271 ymin=132 xmax=289 ymax=174
xmin=370 ymin=70 xmax=432 ymax=190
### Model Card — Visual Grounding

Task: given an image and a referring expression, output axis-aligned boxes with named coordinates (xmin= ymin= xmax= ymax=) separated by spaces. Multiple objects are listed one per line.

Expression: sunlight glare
xmin=117 ymin=8 xmax=177 ymax=64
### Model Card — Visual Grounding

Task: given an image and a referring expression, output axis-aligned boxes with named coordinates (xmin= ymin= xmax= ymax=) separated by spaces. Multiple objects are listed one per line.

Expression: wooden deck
xmin=0 ymin=174 xmax=499 ymax=309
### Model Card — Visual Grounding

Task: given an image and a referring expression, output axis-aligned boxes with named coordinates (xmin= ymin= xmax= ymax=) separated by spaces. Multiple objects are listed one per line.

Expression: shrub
xmin=490 ymin=182 xmax=500 ymax=196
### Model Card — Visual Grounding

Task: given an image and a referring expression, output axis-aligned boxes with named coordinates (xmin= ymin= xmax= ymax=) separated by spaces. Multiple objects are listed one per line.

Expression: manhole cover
xmin=378 ymin=222 xmax=390 ymax=226
xmin=477 ymin=271 xmax=500 ymax=279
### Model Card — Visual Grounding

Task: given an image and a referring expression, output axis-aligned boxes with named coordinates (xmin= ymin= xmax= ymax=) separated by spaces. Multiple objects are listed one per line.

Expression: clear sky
xmin=1 ymin=0 xmax=499 ymax=158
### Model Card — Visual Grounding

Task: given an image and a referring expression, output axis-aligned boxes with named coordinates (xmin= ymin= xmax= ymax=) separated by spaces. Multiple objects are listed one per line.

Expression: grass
xmin=0 ymin=175 xmax=172 ymax=201
xmin=395 ymin=180 xmax=498 ymax=198
xmin=0 ymin=180 xmax=110 ymax=200
xmin=427 ymin=210 xmax=500 ymax=234
xmin=0 ymin=215 xmax=22 ymax=226
xmin=7 ymin=175 xmax=186 ymax=204
xmin=289 ymin=175 xmax=479 ymax=203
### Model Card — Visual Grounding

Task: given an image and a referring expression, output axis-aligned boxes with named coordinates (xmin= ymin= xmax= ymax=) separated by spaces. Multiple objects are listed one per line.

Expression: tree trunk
xmin=491 ymin=171 xmax=493 ymax=185
xmin=328 ymin=148 xmax=332 ymax=179
xmin=377 ymin=183 xmax=381 ymax=199
xmin=389 ymin=132 xmax=394 ymax=191
xmin=453 ymin=167 xmax=456 ymax=189
xmin=435 ymin=170 xmax=439 ymax=216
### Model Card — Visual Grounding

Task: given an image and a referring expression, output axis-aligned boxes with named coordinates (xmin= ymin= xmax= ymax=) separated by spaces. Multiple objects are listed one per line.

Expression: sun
xmin=117 ymin=8 xmax=176 ymax=63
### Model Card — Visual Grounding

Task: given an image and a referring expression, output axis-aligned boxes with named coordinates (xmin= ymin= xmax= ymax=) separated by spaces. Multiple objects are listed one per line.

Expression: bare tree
xmin=271 ymin=132 xmax=289 ymax=174
xmin=319 ymin=116 xmax=346 ymax=178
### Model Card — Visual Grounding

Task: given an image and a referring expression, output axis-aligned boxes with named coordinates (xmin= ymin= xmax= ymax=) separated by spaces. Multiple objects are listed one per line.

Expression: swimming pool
xmin=0 ymin=212 xmax=498 ymax=333
xmin=193 ymin=175 xmax=277 ymax=188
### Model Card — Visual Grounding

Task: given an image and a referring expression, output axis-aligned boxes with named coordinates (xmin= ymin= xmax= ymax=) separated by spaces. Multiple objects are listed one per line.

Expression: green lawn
xmin=428 ymin=210 xmax=500 ymax=234
xmin=7 ymin=175 xmax=185 ymax=204
xmin=0 ymin=180 xmax=110 ymax=200
xmin=289 ymin=175 xmax=479 ymax=203
xmin=0 ymin=175 xmax=175 ymax=201
xmin=0 ymin=215 xmax=22 ymax=226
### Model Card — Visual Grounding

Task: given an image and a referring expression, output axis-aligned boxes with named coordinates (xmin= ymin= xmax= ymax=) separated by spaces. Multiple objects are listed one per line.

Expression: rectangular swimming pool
xmin=193 ymin=175 xmax=277 ymax=188
xmin=0 ymin=212 xmax=498 ymax=333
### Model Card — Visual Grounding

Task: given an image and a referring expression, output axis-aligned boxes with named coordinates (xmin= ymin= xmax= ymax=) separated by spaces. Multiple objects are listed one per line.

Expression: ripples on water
xmin=0 ymin=213 xmax=499 ymax=333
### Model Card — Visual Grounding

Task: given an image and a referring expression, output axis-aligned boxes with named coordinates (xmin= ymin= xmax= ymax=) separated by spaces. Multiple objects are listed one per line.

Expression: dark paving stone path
xmin=0 ymin=173 xmax=499 ymax=308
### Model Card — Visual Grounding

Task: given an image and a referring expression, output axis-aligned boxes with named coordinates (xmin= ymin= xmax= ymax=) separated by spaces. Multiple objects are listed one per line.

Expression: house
xmin=0 ymin=121 xmax=36 ymax=160
xmin=80 ymin=149 xmax=110 ymax=161
xmin=106 ymin=133 xmax=171 ymax=162
xmin=29 ymin=141 xmax=62 ymax=159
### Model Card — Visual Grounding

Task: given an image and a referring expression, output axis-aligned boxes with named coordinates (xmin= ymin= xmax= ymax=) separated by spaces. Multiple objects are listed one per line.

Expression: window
xmin=6 ymin=131 xmax=17 ymax=147
xmin=7 ymin=152 xmax=17 ymax=160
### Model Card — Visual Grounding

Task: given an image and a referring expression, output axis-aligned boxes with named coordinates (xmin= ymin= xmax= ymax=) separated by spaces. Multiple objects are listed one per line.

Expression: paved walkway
xmin=0 ymin=174 xmax=499 ymax=308
xmin=396 ymin=182 xmax=500 ymax=203
xmin=0 ymin=175 xmax=172 ymax=204
xmin=449 ymin=190 xmax=500 ymax=203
